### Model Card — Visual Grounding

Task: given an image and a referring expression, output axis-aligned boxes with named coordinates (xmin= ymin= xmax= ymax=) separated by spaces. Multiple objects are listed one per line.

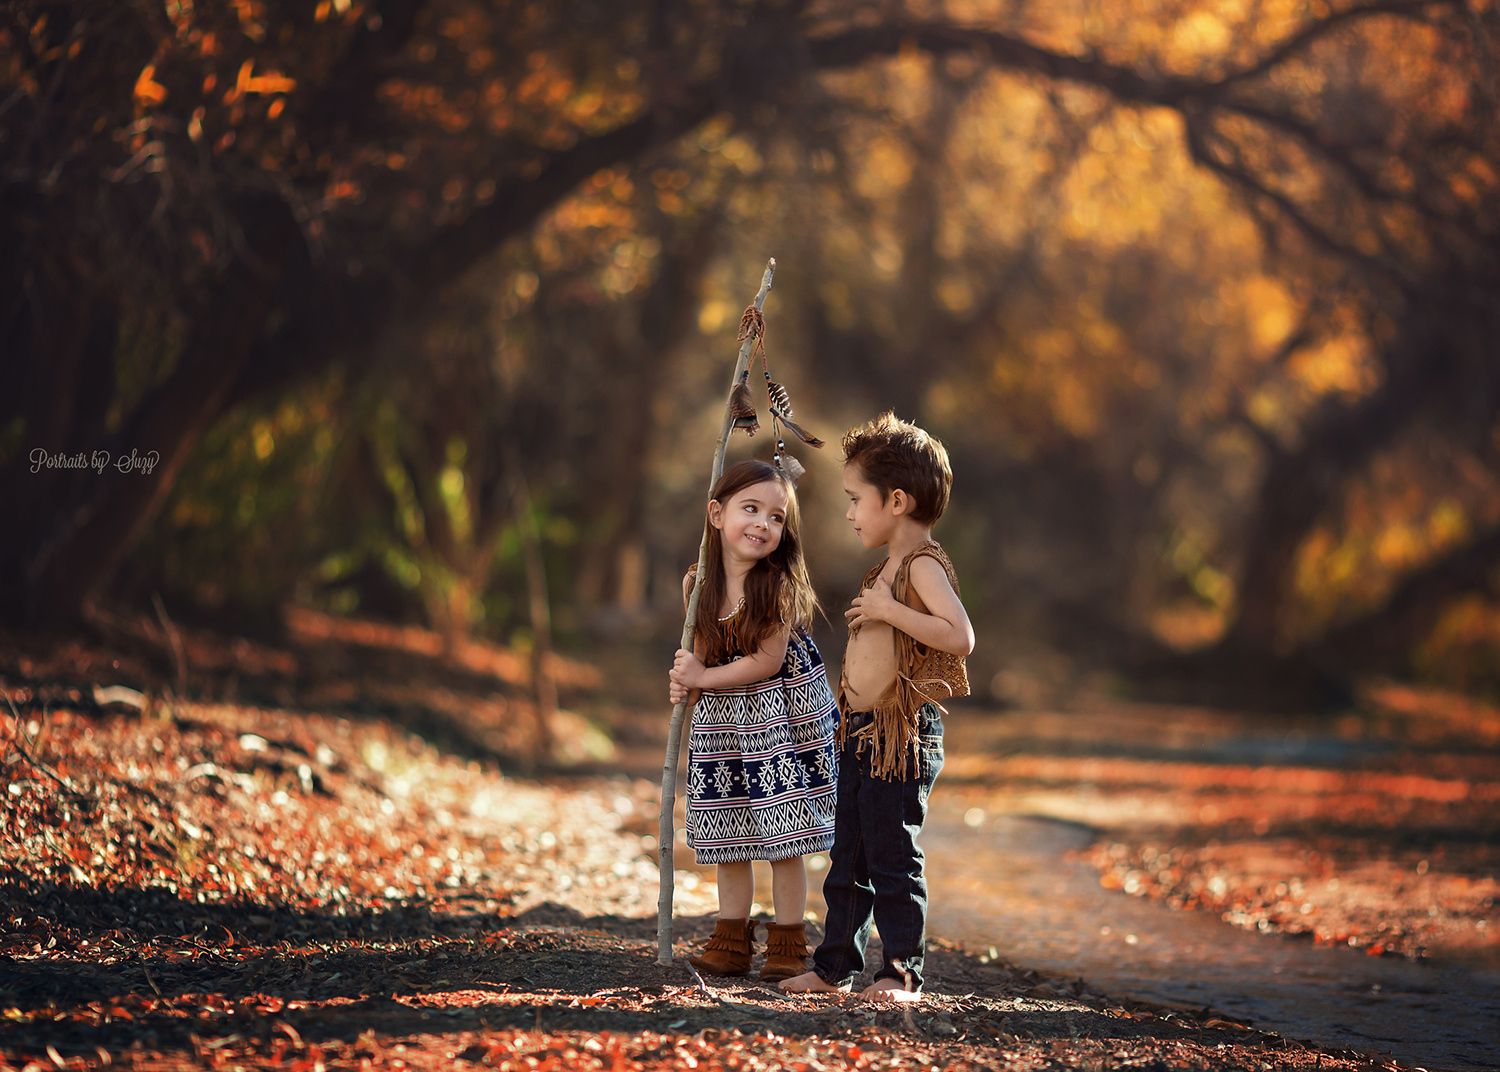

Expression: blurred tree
xmin=2 ymin=0 xmax=1495 ymax=705
xmin=0 ymin=0 xmax=735 ymax=625
xmin=716 ymin=2 xmax=1500 ymax=692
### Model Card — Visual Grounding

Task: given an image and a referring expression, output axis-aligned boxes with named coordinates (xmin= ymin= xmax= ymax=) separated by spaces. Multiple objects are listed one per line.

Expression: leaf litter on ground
xmin=1 ymin=681 xmax=1413 ymax=1071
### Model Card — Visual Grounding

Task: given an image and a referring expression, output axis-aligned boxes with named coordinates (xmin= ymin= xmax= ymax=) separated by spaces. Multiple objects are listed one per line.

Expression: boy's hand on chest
xmin=846 ymin=575 xmax=899 ymax=629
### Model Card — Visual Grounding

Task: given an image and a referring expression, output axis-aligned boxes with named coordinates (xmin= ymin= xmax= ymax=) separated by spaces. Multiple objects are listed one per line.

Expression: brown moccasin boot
xmin=688 ymin=918 xmax=755 ymax=976
xmin=759 ymin=921 xmax=811 ymax=982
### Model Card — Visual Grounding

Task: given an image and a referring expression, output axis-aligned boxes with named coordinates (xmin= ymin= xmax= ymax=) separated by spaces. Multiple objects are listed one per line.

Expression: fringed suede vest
xmin=836 ymin=540 xmax=969 ymax=779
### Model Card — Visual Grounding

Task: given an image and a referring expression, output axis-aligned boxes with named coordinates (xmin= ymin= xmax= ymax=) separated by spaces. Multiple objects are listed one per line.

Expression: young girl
xmin=668 ymin=459 xmax=839 ymax=982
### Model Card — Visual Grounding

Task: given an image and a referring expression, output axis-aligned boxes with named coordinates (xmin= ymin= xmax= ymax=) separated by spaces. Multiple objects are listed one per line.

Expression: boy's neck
xmin=882 ymin=520 xmax=934 ymax=563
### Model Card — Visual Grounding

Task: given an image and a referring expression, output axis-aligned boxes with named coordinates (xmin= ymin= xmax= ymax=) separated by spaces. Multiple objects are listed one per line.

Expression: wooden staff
xmin=658 ymin=257 xmax=777 ymax=964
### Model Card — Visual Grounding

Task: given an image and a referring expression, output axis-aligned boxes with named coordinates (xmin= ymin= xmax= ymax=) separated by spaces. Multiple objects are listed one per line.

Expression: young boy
xmin=781 ymin=411 xmax=974 ymax=1002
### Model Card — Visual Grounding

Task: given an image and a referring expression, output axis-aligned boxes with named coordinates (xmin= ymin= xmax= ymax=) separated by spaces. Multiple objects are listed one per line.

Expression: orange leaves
xmin=326 ymin=179 xmax=362 ymax=203
xmin=1285 ymin=334 xmax=1373 ymax=399
xmin=314 ymin=0 xmax=354 ymax=21
xmin=516 ymin=64 xmax=576 ymax=112
xmin=225 ymin=59 xmax=296 ymax=103
xmin=134 ymin=65 xmax=168 ymax=106
xmin=230 ymin=0 xmax=268 ymax=42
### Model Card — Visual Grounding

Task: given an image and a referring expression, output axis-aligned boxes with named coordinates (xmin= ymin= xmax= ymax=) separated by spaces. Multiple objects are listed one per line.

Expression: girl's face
xmin=710 ymin=479 xmax=790 ymax=563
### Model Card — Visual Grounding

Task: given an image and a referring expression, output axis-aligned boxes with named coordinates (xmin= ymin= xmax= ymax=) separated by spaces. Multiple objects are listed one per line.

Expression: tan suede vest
xmin=836 ymin=540 xmax=969 ymax=779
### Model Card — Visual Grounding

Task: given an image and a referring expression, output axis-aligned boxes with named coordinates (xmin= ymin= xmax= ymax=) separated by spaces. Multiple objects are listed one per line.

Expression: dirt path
xmin=1 ymin=687 xmax=1423 ymax=1071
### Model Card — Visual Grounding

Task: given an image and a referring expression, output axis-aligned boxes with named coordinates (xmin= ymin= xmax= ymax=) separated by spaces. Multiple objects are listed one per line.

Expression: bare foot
xmin=859 ymin=978 xmax=922 ymax=1002
xmin=778 ymin=971 xmax=850 ymax=994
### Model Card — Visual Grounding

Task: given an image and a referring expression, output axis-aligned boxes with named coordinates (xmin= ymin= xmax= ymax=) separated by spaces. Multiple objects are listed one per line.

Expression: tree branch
xmin=808 ymin=13 xmax=1466 ymax=245
xmin=1184 ymin=119 xmax=1404 ymax=283
xmin=233 ymin=92 xmax=720 ymax=407
xmin=1212 ymin=0 xmax=1455 ymax=89
xmin=242 ymin=5 xmax=1454 ymax=411
xmin=806 ymin=23 xmax=1208 ymax=110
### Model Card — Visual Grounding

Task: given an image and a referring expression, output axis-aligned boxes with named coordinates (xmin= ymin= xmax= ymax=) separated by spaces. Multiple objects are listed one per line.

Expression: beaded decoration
xmin=728 ymin=303 xmax=824 ymax=481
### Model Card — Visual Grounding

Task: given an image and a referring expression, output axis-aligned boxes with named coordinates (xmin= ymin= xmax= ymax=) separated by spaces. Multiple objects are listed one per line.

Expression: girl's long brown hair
xmin=693 ymin=459 xmax=818 ymax=667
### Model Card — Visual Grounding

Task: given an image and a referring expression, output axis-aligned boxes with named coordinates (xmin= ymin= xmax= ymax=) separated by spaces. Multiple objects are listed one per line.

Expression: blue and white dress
xmin=686 ymin=628 xmax=839 ymax=864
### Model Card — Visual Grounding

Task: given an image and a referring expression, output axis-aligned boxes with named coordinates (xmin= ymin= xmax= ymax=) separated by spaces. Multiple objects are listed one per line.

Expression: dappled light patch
xmin=2 ymin=680 xmax=1403 ymax=1072
xmin=934 ymin=690 xmax=1500 ymax=963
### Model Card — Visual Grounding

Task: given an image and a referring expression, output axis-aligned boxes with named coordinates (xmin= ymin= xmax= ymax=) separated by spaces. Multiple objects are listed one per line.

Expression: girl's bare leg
xmin=716 ymin=861 xmax=753 ymax=919
xmin=774 ymin=855 xmax=844 ymax=992
xmin=768 ymin=855 xmax=807 ymax=924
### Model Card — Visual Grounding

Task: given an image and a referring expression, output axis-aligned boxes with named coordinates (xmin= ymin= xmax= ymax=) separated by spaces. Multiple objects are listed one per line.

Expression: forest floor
xmin=944 ymin=689 xmax=1500 ymax=964
xmin=2 ymin=614 xmax=1495 ymax=1071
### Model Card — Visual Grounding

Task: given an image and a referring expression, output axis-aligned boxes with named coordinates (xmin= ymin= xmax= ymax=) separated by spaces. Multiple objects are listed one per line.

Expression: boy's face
xmin=843 ymin=463 xmax=901 ymax=550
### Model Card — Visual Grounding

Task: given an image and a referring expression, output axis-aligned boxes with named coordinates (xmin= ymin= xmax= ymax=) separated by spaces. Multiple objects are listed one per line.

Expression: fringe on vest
xmin=836 ymin=541 xmax=969 ymax=780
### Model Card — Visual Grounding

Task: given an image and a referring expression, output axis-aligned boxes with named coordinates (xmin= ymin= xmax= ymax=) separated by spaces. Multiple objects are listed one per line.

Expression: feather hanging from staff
xmin=762 ymin=372 xmax=824 ymax=448
xmin=765 ymin=378 xmax=793 ymax=416
xmin=773 ymin=410 xmax=824 ymax=448
xmin=773 ymin=439 xmax=806 ymax=482
xmin=728 ymin=374 xmax=759 ymax=436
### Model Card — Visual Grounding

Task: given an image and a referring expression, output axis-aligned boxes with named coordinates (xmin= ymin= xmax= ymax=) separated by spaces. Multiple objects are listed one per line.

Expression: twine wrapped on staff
xmin=656 ymin=258 xmax=824 ymax=963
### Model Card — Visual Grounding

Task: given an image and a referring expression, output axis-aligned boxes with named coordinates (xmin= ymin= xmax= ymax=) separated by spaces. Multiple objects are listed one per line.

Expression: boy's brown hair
xmin=841 ymin=411 xmax=953 ymax=525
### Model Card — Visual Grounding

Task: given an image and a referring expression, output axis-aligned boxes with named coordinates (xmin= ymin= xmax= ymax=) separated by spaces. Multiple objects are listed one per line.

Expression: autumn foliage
xmin=2 ymin=2 xmax=1498 ymax=690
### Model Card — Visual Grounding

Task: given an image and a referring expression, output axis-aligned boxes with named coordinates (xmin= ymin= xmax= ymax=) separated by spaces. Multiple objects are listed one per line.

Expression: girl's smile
xmin=711 ymin=478 xmax=790 ymax=561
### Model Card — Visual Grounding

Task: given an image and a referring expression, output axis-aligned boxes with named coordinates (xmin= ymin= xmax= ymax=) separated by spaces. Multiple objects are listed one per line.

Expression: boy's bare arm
xmin=848 ymin=556 xmax=974 ymax=656
xmin=908 ymin=556 xmax=976 ymax=654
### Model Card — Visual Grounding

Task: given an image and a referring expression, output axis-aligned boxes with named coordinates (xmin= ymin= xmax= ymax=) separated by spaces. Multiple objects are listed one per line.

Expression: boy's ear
xmin=889 ymin=488 xmax=915 ymax=517
xmin=707 ymin=499 xmax=724 ymax=529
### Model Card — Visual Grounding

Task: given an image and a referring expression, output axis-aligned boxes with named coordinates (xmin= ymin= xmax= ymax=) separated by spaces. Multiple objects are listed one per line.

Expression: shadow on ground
xmin=2 ymin=901 xmax=1316 ymax=1066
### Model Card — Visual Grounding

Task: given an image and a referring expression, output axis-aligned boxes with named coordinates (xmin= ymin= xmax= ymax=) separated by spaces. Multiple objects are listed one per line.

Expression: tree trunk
xmin=505 ymin=441 xmax=557 ymax=764
xmin=1220 ymin=307 xmax=1456 ymax=656
xmin=578 ymin=212 xmax=722 ymax=617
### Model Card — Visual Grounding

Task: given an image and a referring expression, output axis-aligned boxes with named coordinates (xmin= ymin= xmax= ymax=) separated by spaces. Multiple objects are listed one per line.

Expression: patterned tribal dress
xmin=686 ymin=628 xmax=839 ymax=864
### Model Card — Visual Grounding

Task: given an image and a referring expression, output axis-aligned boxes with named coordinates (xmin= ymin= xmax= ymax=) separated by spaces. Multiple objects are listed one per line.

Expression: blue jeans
xmin=812 ymin=703 xmax=944 ymax=992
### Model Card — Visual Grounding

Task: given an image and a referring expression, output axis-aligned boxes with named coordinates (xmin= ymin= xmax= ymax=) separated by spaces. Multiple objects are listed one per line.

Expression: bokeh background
xmin=3 ymin=0 xmax=1499 ymax=711
xmin=4 ymin=6 xmax=1500 ymax=1068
